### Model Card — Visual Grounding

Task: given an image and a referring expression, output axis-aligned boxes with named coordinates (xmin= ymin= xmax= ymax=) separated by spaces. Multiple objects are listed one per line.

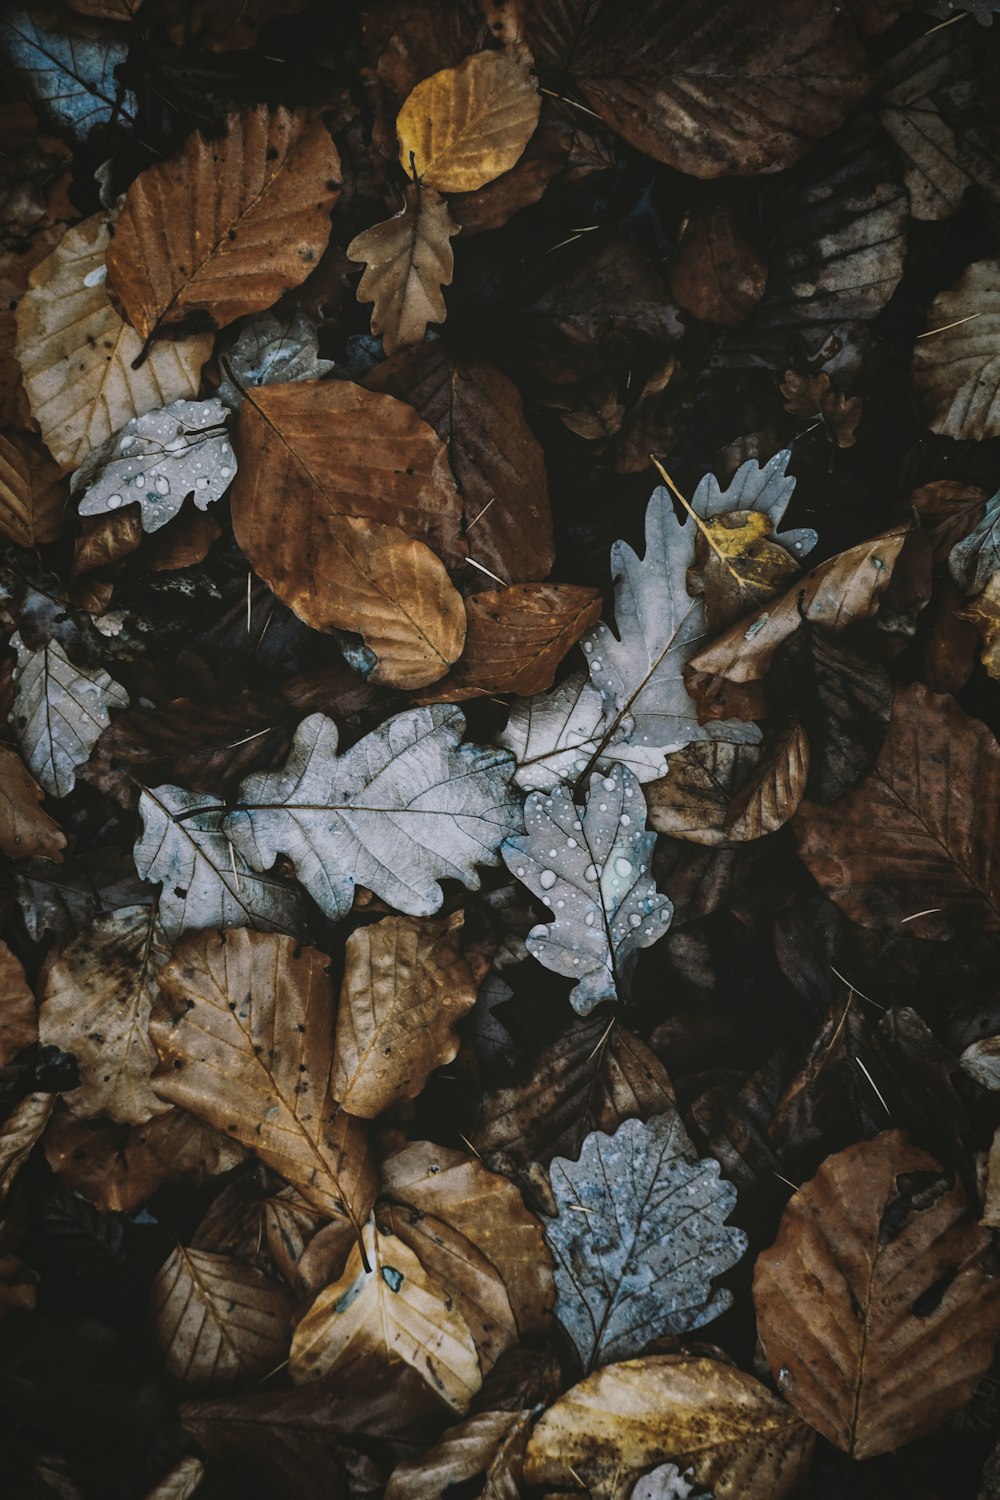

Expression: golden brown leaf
xmin=670 ymin=201 xmax=766 ymax=326
xmin=754 ymin=1130 xmax=1000 ymax=1458
xmin=645 ymin=736 xmax=761 ymax=844
xmin=0 ymin=430 xmax=67 ymax=546
xmin=397 ymin=51 xmax=540 ymax=193
xmin=151 ymin=929 xmax=378 ymax=1234
xmin=347 ymin=183 xmax=459 ymax=355
xmin=0 ymin=938 xmax=36 ymax=1067
xmin=152 ymin=1246 xmax=292 ymax=1390
xmin=0 ymin=742 xmax=66 ymax=862
xmin=39 ymin=906 xmax=171 ymax=1124
xmin=107 ymin=107 xmax=340 ymax=340
xmin=912 ymin=257 xmax=1000 ymax=440
xmin=289 ymin=1219 xmax=482 ymax=1410
xmin=794 ymin=684 xmax=1000 ymax=939
xmin=0 ymin=1092 xmax=53 ymax=1199
xmin=332 ymin=911 xmax=477 ymax=1119
xmin=524 ymin=1355 xmax=813 ymax=1499
xmin=724 ymin=722 xmax=809 ymax=840
xmin=141 ymin=1456 xmax=204 ymax=1500
xmin=781 ymin=370 xmax=862 ymax=447
xmin=71 ymin=509 xmax=143 ymax=582
xmin=231 ymin=379 xmax=467 ymax=688
xmin=385 ymin=1409 xmax=533 ymax=1499
xmin=687 ymin=508 xmax=800 ymax=633
xmin=416 ymin=584 xmax=603 ymax=702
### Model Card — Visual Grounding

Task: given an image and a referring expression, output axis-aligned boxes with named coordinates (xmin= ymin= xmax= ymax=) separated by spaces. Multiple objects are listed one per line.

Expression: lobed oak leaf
xmin=397 ymin=51 xmax=541 ymax=193
xmin=10 ymin=632 xmax=129 ymax=799
xmin=347 ymin=183 xmax=460 ymax=356
xmin=949 ymin=484 xmax=1000 ymax=595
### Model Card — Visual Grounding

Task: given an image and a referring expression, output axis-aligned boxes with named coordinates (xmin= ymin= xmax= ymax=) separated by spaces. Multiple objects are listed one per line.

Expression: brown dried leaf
xmin=39 ymin=906 xmax=171 ymax=1125
xmin=0 ymin=430 xmax=67 ymax=546
xmin=724 ymin=722 xmax=809 ymax=840
xmin=959 ymin=574 xmax=1000 ymax=678
xmin=289 ymin=1218 xmax=482 ymax=1410
xmin=15 ymin=216 xmax=211 ymax=474
xmin=527 ymin=0 xmax=869 ymax=177
xmin=71 ymin=509 xmax=143 ymax=583
xmin=912 ymin=258 xmax=1000 ymax=439
xmin=794 ymin=683 xmax=1000 ymax=939
xmin=107 ymin=107 xmax=341 ymax=340
xmin=524 ymin=1354 xmax=814 ymax=1499
xmin=332 ymin=911 xmax=476 ymax=1118
xmin=43 ymin=1105 xmax=246 ymax=1213
xmin=397 ymin=51 xmax=541 ymax=193
xmin=0 ymin=742 xmax=66 ymax=862
xmin=645 ymin=736 xmax=762 ymax=845
xmin=474 ymin=1017 xmax=675 ymax=1212
xmin=687 ymin=508 xmax=801 ymax=633
xmin=385 ymin=1408 xmax=533 ymax=1499
xmin=231 ymin=379 xmax=467 ymax=688
xmin=688 ymin=524 xmax=908 ymax=685
xmin=0 ymin=938 xmax=36 ymax=1067
xmin=347 ymin=182 xmax=459 ymax=355
xmin=0 ymin=1091 xmax=53 ymax=1199
xmin=151 ymin=929 xmax=378 ymax=1233
xmin=152 ymin=1246 xmax=292 ymax=1390
xmin=380 ymin=1138 xmax=554 ymax=1339
xmin=670 ymin=201 xmax=766 ymax=326
xmin=363 ymin=342 xmax=554 ymax=584
xmin=141 ymin=1456 xmax=204 ymax=1500
xmin=754 ymin=1130 xmax=1000 ymax=1458
xmin=416 ymin=584 xmax=602 ymax=702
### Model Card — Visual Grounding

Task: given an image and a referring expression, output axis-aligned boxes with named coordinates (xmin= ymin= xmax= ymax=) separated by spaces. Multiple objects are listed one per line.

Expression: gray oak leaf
xmin=502 ymin=763 xmax=672 ymax=1014
xmin=546 ymin=1113 xmax=747 ymax=1372
xmin=689 ymin=448 xmax=816 ymax=562
xmin=10 ymin=632 xmax=128 ymax=798
xmin=134 ymin=785 xmax=303 ymax=941
xmin=225 ymin=706 xmax=522 ymax=921
xmin=0 ymin=4 xmax=135 ymax=141
xmin=949 ymin=486 xmax=1000 ymax=595
xmin=73 ymin=398 xmax=235 ymax=533
xmin=630 ymin=1466 xmax=705 ymax=1500
xmin=216 ymin=310 xmax=334 ymax=410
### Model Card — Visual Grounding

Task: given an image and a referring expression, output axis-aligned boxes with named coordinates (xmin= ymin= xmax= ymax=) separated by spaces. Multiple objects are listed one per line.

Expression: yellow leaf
xmin=397 ymin=52 xmax=540 ymax=193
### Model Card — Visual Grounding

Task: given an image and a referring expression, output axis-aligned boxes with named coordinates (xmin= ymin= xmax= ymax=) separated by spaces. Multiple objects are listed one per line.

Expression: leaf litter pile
xmin=3 ymin=1 xmax=1000 ymax=1497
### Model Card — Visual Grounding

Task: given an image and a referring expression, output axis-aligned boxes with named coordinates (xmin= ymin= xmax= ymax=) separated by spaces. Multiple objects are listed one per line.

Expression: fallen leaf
xmin=670 ymin=200 xmax=767 ymax=326
xmin=289 ymin=1218 xmax=482 ymax=1410
xmin=526 ymin=0 xmax=869 ymax=177
xmin=73 ymin=398 xmax=236 ymax=534
xmin=15 ymin=215 xmax=212 ymax=474
xmin=416 ymin=584 xmax=602 ymax=702
xmin=754 ymin=1130 xmax=1000 ymax=1457
xmin=106 ymin=107 xmax=341 ymax=340
xmin=10 ymin=633 xmax=129 ymax=798
xmin=0 ymin=742 xmax=67 ymax=861
xmin=347 ymin=183 xmax=459 ymax=355
xmin=332 ymin=910 xmax=478 ymax=1118
xmin=723 ymin=721 xmax=810 ymax=840
xmin=363 ymin=343 xmax=554 ymax=585
xmin=0 ymin=1091 xmax=54 ymax=1199
xmin=141 ymin=1456 xmax=204 ymax=1500
xmin=794 ymin=683 xmax=1000 ymax=939
xmin=133 ymin=784 xmax=304 ymax=940
xmin=0 ymin=4 xmax=135 ymax=139
xmin=628 ymin=1464 xmax=702 ymax=1500
xmin=645 ymin=734 xmax=762 ymax=844
xmin=151 ymin=1246 xmax=291 ymax=1389
xmin=960 ymin=1035 xmax=1000 ymax=1089
xmin=949 ymin=484 xmax=1000 ymax=595
xmin=385 ymin=1408 xmax=533 ymax=1499
xmin=504 ymin=764 xmax=673 ymax=1013
xmin=397 ymin=51 xmax=541 ymax=192
xmin=688 ymin=509 xmax=802 ymax=633
xmin=546 ymin=1113 xmax=746 ymax=1371
xmin=215 ymin=308 xmax=334 ymax=409
xmin=0 ymin=938 xmax=37 ymax=1066
xmin=225 ymin=706 xmax=522 ymax=922
xmin=39 ymin=906 xmax=171 ymax=1125
xmin=151 ymin=929 xmax=378 ymax=1232
xmin=780 ymin=370 xmax=863 ymax=447
xmin=523 ymin=1354 xmax=814 ymax=1499
xmin=0 ymin=430 xmax=67 ymax=546
xmin=960 ymin=575 xmax=1000 ymax=677
xmin=912 ymin=257 xmax=1000 ymax=439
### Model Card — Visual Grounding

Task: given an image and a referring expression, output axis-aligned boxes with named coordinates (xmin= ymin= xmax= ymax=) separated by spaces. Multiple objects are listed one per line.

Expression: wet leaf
xmin=385 ymin=1408 xmax=533 ymax=1499
xmin=0 ymin=4 xmax=135 ymax=139
xmin=152 ymin=1246 xmax=291 ymax=1389
xmin=754 ymin=1130 xmax=1000 ymax=1457
xmin=912 ymin=258 xmax=1000 ymax=439
xmin=0 ymin=431 xmax=68 ymax=546
xmin=348 ymin=183 xmax=459 ymax=355
xmin=215 ymin=308 xmax=334 ymax=409
xmin=670 ymin=200 xmax=767 ymax=326
xmin=397 ymin=51 xmax=541 ymax=193
xmin=0 ymin=1091 xmax=54 ymax=1199
xmin=0 ymin=742 xmax=67 ymax=861
xmin=0 ymin=938 xmax=37 ymax=1067
xmin=11 ymin=633 xmax=129 ymax=799
xmin=141 ymin=1456 xmax=204 ymax=1500
xmin=106 ymin=107 xmax=341 ymax=340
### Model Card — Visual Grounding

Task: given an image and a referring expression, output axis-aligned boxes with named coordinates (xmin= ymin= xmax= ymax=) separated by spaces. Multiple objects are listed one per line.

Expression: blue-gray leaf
xmin=0 ymin=6 xmax=135 ymax=141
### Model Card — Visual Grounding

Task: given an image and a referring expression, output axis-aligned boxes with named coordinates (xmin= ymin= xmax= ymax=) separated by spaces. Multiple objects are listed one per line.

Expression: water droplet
xmin=566 ymin=838 xmax=577 ymax=849
xmin=582 ymin=641 xmax=593 ymax=653
xmin=602 ymin=777 xmax=616 ymax=791
xmin=220 ymin=465 xmax=232 ymax=478
xmin=106 ymin=493 xmax=122 ymax=509
xmin=620 ymin=813 xmax=631 ymax=826
xmin=584 ymin=864 xmax=599 ymax=882
xmin=572 ymin=820 xmax=582 ymax=831
xmin=539 ymin=869 xmax=556 ymax=890
xmin=221 ymin=442 xmax=231 ymax=454
xmin=515 ymin=866 xmax=525 ymax=878
xmin=585 ymin=911 xmax=596 ymax=926
xmin=556 ymin=899 xmax=565 ymax=909
xmin=548 ymin=848 xmax=557 ymax=858
xmin=592 ymin=659 xmax=602 ymax=671
xmin=196 ymin=477 xmax=210 ymax=489
xmin=154 ymin=474 xmax=169 ymax=495
xmin=598 ymin=802 xmax=608 ymax=812
xmin=134 ymin=473 xmax=145 ymax=488
xmin=614 ymin=857 xmax=633 ymax=878
xmin=629 ymin=912 xmax=641 ymax=928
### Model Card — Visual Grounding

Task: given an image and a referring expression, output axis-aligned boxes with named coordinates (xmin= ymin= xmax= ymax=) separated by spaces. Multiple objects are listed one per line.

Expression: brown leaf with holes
xmin=107 ymin=107 xmax=340 ymax=340
xmin=0 ymin=743 xmax=66 ymax=862
xmin=331 ymin=911 xmax=478 ymax=1118
xmin=150 ymin=929 xmax=378 ymax=1235
xmin=754 ymin=1130 xmax=1000 ymax=1458
xmin=347 ymin=183 xmax=459 ymax=355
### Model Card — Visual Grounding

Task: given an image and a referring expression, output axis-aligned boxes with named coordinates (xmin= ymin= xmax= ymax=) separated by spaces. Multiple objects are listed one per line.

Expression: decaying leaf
xmin=546 ymin=1113 xmax=746 ymax=1371
xmin=780 ymin=370 xmax=862 ymax=447
xmin=754 ymin=1130 xmax=1000 ymax=1457
xmin=723 ymin=721 xmax=810 ymax=840
xmin=0 ymin=742 xmax=66 ymax=861
xmin=385 ymin=1408 xmax=534 ymax=1499
xmin=0 ymin=1091 xmax=54 ymax=1199
xmin=332 ymin=911 xmax=478 ymax=1118
xmin=644 ymin=733 xmax=762 ymax=844
xmin=670 ymin=200 xmax=767 ymax=326
xmin=215 ymin=308 xmax=334 ymax=409
xmin=226 ymin=706 xmax=522 ymax=922
xmin=949 ymin=485 xmax=1000 ymax=596
xmin=73 ymin=398 xmax=236 ymax=533
xmin=152 ymin=1246 xmax=292 ymax=1389
xmin=912 ymin=258 xmax=1000 ymax=439
xmin=503 ymin=764 xmax=672 ymax=1013
xmin=289 ymin=1218 xmax=482 ymax=1410
xmin=151 ymin=929 xmax=378 ymax=1232
xmin=347 ymin=183 xmax=459 ymax=355
xmin=11 ymin=633 xmax=129 ymax=798
xmin=524 ymin=1355 xmax=814 ymax=1499
xmin=0 ymin=4 xmax=135 ymax=139
xmin=39 ymin=905 xmax=171 ymax=1124
xmin=106 ymin=107 xmax=341 ymax=340
xmin=15 ymin=215 xmax=211 ymax=474
xmin=0 ymin=938 xmax=37 ymax=1066
xmin=0 ymin=430 xmax=67 ymax=546
xmin=142 ymin=1457 xmax=205 ymax=1500
xmin=794 ymin=684 xmax=1000 ymax=939
xmin=396 ymin=51 xmax=541 ymax=193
